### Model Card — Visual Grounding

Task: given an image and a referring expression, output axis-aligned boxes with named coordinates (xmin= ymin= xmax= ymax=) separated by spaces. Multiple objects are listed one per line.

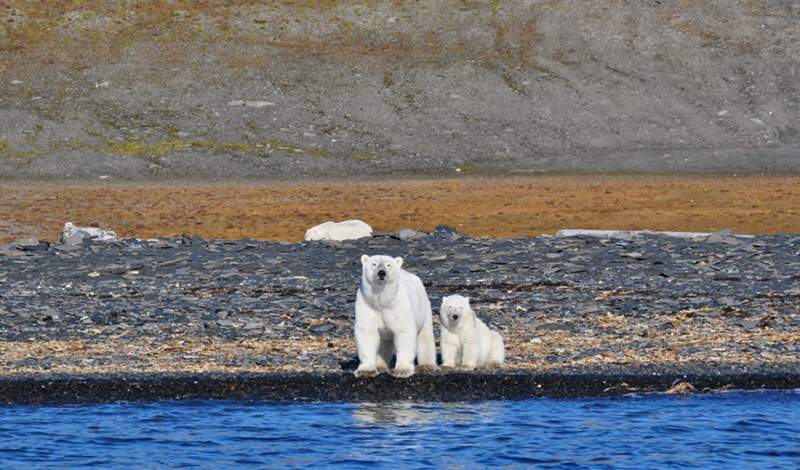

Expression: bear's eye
xmin=372 ymin=263 xmax=377 ymax=268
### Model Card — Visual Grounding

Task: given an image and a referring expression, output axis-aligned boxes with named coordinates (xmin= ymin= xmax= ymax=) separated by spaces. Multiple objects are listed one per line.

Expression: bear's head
xmin=304 ymin=227 xmax=318 ymax=241
xmin=304 ymin=221 xmax=334 ymax=241
xmin=440 ymin=295 xmax=472 ymax=329
xmin=361 ymin=254 xmax=403 ymax=286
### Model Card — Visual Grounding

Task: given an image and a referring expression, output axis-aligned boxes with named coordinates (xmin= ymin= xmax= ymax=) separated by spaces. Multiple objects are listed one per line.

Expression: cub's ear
xmin=394 ymin=256 xmax=403 ymax=268
xmin=361 ymin=254 xmax=370 ymax=265
xmin=464 ymin=296 xmax=470 ymax=304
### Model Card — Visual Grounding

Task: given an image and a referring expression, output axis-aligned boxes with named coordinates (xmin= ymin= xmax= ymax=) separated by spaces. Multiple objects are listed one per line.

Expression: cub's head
xmin=361 ymin=254 xmax=403 ymax=286
xmin=440 ymin=295 xmax=472 ymax=329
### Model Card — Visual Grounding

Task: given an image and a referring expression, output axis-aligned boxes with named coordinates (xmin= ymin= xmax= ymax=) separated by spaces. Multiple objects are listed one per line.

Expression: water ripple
xmin=0 ymin=392 xmax=796 ymax=469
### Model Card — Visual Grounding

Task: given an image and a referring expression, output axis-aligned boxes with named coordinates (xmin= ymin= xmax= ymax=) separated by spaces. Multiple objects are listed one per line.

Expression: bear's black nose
xmin=377 ymin=270 xmax=386 ymax=279
xmin=452 ymin=314 xmax=459 ymax=320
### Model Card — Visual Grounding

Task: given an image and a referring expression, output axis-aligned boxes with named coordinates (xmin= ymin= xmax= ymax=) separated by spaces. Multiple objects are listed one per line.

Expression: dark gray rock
xmin=563 ymin=264 xmax=587 ymax=274
xmin=90 ymin=312 xmax=110 ymax=325
xmin=309 ymin=323 xmax=335 ymax=333
xmin=15 ymin=237 xmax=40 ymax=248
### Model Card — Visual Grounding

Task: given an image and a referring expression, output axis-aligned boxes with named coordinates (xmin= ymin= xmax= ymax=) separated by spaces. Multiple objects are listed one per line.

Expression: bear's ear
xmin=361 ymin=254 xmax=370 ymax=265
xmin=464 ymin=296 xmax=470 ymax=304
xmin=394 ymin=256 xmax=403 ymax=268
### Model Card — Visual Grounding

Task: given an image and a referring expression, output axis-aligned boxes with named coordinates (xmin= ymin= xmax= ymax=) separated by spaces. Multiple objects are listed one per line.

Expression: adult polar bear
xmin=354 ymin=254 xmax=437 ymax=378
xmin=305 ymin=220 xmax=372 ymax=241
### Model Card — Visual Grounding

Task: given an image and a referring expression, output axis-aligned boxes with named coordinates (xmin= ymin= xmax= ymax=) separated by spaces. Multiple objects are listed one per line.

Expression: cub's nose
xmin=377 ymin=269 xmax=386 ymax=280
xmin=452 ymin=314 xmax=459 ymax=320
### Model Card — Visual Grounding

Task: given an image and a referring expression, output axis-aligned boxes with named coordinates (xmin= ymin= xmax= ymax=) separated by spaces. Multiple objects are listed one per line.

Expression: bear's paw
xmin=354 ymin=367 xmax=379 ymax=378
xmin=391 ymin=366 xmax=415 ymax=378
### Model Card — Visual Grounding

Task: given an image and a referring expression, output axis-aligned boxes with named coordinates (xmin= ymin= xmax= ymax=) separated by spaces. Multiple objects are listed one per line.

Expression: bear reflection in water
xmin=352 ymin=401 xmax=500 ymax=426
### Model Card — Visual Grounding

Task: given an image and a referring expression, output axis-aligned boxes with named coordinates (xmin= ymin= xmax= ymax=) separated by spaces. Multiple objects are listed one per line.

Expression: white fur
xmin=354 ymin=254 xmax=437 ymax=378
xmin=304 ymin=220 xmax=372 ymax=241
xmin=440 ymin=295 xmax=505 ymax=370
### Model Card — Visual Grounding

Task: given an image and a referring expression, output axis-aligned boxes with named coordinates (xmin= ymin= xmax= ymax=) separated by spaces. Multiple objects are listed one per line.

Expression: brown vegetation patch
xmin=0 ymin=176 xmax=797 ymax=244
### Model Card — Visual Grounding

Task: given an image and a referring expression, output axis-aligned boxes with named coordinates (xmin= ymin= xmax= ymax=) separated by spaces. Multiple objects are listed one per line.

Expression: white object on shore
xmin=304 ymin=220 xmax=373 ymax=241
xmin=554 ymin=229 xmax=753 ymax=240
xmin=61 ymin=222 xmax=120 ymax=244
xmin=227 ymin=100 xmax=276 ymax=108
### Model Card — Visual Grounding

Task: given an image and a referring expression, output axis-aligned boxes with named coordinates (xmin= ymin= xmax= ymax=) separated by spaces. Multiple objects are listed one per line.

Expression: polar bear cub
xmin=354 ymin=254 xmax=438 ymax=378
xmin=440 ymin=295 xmax=505 ymax=370
xmin=304 ymin=220 xmax=372 ymax=241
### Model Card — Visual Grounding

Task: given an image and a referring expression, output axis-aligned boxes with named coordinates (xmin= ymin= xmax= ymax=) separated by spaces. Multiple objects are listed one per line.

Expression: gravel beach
xmin=1 ymin=228 xmax=797 ymax=403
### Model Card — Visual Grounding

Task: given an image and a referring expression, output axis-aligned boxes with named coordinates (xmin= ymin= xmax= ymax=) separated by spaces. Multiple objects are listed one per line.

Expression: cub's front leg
xmin=459 ymin=339 xmax=480 ymax=371
xmin=440 ymin=329 xmax=460 ymax=370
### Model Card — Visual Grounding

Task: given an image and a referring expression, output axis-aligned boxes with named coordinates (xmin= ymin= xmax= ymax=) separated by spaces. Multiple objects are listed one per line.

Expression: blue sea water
xmin=0 ymin=391 xmax=798 ymax=469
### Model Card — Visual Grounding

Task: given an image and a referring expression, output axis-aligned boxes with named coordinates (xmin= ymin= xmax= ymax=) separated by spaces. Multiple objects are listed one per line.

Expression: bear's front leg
xmin=354 ymin=327 xmax=381 ymax=378
xmin=415 ymin=316 xmax=438 ymax=372
xmin=459 ymin=340 xmax=480 ymax=371
xmin=392 ymin=330 xmax=417 ymax=378
xmin=486 ymin=331 xmax=505 ymax=368
xmin=440 ymin=329 xmax=460 ymax=370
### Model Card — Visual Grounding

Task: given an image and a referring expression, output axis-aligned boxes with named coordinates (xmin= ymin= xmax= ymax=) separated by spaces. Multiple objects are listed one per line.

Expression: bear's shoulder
xmin=398 ymin=268 xmax=422 ymax=284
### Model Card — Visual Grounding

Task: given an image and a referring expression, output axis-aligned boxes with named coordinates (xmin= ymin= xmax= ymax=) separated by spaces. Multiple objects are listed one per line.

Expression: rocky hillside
xmin=1 ymin=0 xmax=797 ymax=179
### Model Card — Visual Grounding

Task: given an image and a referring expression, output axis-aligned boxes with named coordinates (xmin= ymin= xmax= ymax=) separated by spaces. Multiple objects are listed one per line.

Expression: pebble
xmin=396 ymin=229 xmax=421 ymax=241
xmin=15 ymin=238 xmax=48 ymax=251
xmin=90 ymin=312 xmax=109 ymax=325
xmin=538 ymin=323 xmax=578 ymax=332
xmin=310 ymin=323 xmax=335 ymax=333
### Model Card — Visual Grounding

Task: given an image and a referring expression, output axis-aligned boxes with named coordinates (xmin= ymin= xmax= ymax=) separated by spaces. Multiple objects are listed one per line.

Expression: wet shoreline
xmin=2 ymin=367 xmax=799 ymax=405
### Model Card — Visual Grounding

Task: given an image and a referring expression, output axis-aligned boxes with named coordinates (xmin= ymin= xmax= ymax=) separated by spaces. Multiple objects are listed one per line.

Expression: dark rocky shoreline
xmin=2 ymin=367 xmax=799 ymax=406
xmin=1 ymin=227 xmax=798 ymax=404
